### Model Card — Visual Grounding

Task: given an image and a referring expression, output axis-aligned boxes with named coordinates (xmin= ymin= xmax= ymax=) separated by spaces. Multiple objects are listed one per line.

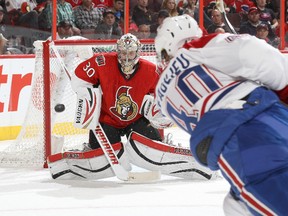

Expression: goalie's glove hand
xmin=140 ymin=95 xmax=174 ymax=129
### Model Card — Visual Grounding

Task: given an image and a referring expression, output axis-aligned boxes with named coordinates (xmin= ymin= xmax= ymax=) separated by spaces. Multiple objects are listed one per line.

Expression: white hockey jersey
xmin=156 ymin=33 xmax=288 ymax=133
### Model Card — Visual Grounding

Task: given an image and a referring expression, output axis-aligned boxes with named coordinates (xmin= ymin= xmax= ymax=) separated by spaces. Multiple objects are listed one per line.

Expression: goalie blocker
xmin=47 ymin=132 xmax=217 ymax=180
xmin=73 ymin=87 xmax=102 ymax=129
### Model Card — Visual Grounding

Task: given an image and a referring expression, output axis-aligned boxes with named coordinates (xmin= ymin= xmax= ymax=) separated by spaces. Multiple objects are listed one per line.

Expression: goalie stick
xmin=93 ymin=125 xmax=160 ymax=182
xmin=50 ymin=42 xmax=161 ymax=182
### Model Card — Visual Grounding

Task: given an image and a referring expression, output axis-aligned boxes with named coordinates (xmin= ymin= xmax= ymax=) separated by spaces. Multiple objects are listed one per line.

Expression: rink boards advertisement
xmin=0 ymin=56 xmax=34 ymax=140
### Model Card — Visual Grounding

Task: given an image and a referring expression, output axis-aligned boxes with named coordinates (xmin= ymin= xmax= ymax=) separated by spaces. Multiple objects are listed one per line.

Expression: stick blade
xmin=126 ymin=171 xmax=161 ymax=183
xmin=113 ymin=164 xmax=161 ymax=183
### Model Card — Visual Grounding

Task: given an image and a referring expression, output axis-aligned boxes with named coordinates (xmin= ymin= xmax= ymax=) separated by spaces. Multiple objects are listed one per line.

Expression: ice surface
xmin=0 ymin=127 xmax=229 ymax=216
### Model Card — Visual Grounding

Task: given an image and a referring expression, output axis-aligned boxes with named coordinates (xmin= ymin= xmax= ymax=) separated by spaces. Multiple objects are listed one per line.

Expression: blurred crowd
xmin=0 ymin=0 xmax=286 ymax=54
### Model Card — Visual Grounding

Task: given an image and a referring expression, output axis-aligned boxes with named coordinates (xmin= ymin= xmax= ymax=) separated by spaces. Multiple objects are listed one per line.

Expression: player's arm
xmin=71 ymin=56 xmax=102 ymax=129
xmin=190 ymin=34 xmax=288 ymax=91
xmin=71 ymin=55 xmax=100 ymax=92
xmin=228 ymin=35 xmax=288 ymax=103
xmin=238 ymin=36 xmax=288 ymax=91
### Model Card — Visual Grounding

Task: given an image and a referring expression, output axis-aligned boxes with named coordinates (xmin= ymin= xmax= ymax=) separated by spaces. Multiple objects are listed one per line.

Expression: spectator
xmin=47 ymin=20 xmax=74 ymax=40
xmin=137 ymin=24 xmax=151 ymax=39
xmin=73 ymin=0 xmax=103 ymax=31
xmin=221 ymin=0 xmax=237 ymax=13
xmin=95 ymin=9 xmax=122 ymax=39
xmin=109 ymin=0 xmax=124 ymax=24
xmin=255 ymin=0 xmax=278 ymax=30
xmin=0 ymin=33 xmax=11 ymax=54
xmin=92 ymin=0 xmax=113 ymax=12
xmin=239 ymin=6 xmax=261 ymax=35
xmin=182 ymin=0 xmax=197 ymax=13
xmin=18 ymin=2 xmax=39 ymax=29
xmin=4 ymin=4 xmax=39 ymax=49
xmin=56 ymin=20 xmax=74 ymax=39
xmin=0 ymin=6 xmax=11 ymax=33
xmin=66 ymin=0 xmax=82 ymax=8
xmin=206 ymin=8 xmax=231 ymax=33
xmin=40 ymin=0 xmax=81 ymax=35
xmin=275 ymin=23 xmax=288 ymax=48
xmin=239 ymin=7 xmax=276 ymax=40
xmin=132 ymin=0 xmax=156 ymax=26
xmin=161 ymin=0 xmax=180 ymax=17
xmin=130 ymin=0 xmax=138 ymax=13
xmin=148 ymin=0 xmax=162 ymax=12
xmin=233 ymin=0 xmax=256 ymax=13
xmin=204 ymin=0 xmax=216 ymax=18
xmin=256 ymin=22 xmax=279 ymax=47
xmin=256 ymin=22 xmax=269 ymax=40
xmin=7 ymin=9 xmax=22 ymax=26
xmin=204 ymin=0 xmax=235 ymax=13
xmin=33 ymin=0 xmax=48 ymax=13
xmin=150 ymin=9 xmax=169 ymax=30
xmin=150 ymin=9 xmax=169 ymax=36
xmin=182 ymin=0 xmax=212 ymax=29
xmin=265 ymin=0 xmax=280 ymax=17
xmin=128 ymin=15 xmax=138 ymax=35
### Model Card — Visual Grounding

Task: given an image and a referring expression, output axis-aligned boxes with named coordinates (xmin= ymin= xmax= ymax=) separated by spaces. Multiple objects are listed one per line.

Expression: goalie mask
xmin=117 ymin=33 xmax=141 ymax=75
xmin=155 ymin=15 xmax=203 ymax=74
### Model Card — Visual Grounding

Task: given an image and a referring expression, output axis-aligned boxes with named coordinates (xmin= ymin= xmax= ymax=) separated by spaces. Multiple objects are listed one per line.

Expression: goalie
xmin=47 ymin=33 xmax=216 ymax=181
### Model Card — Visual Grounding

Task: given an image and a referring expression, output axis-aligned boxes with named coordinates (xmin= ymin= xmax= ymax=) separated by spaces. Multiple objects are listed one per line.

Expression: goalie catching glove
xmin=140 ymin=95 xmax=174 ymax=129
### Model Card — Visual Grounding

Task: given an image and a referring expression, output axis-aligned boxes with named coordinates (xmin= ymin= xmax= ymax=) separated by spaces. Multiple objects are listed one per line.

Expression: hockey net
xmin=0 ymin=38 xmax=157 ymax=168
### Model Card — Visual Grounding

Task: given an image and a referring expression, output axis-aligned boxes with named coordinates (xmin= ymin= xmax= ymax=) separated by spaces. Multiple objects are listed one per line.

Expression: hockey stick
xmin=93 ymin=125 xmax=161 ymax=182
xmin=216 ymin=0 xmax=238 ymax=34
xmin=50 ymin=43 xmax=161 ymax=182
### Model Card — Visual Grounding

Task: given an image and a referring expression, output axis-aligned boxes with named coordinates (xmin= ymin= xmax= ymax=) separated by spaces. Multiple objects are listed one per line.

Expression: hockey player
xmin=154 ymin=15 xmax=288 ymax=215
xmin=48 ymin=33 xmax=216 ymax=181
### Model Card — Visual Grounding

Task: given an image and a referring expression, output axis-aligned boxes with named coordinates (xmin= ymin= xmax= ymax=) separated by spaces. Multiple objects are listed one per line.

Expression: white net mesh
xmin=0 ymin=39 xmax=156 ymax=168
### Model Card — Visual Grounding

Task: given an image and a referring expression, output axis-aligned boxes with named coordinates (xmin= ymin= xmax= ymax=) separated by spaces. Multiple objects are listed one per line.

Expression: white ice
xmin=0 ymin=127 xmax=229 ymax=216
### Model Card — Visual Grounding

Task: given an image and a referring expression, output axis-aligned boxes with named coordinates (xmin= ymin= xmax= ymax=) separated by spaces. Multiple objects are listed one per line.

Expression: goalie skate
xmin=47 ymin=142 xmax=131 ymax=180
xmin=126 ymin=132 xmax=218 ymax=180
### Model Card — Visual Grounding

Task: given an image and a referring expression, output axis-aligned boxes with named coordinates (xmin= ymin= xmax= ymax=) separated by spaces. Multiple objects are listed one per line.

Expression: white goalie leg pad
xmin=73 ymin=87 xmax=102 ymax=130
xmin=47 ymin=142 xmax=132 ymax=180
xmin=51 ymin=135 xmax=64 ymax=154
xmin=126 ymin=132 xmax=218 ymax=180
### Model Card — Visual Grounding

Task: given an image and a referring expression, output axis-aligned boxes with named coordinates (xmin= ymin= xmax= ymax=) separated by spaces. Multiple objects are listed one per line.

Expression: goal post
xmin=0 ymin=38 xmax=158 ymax=168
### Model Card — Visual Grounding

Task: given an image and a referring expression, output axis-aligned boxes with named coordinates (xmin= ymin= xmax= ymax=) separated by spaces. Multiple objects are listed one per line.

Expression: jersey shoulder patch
xmin=95 ymin=55 xmax=106 ymax=66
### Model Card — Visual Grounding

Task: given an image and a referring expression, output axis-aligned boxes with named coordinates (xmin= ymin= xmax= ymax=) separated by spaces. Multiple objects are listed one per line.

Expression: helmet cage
xmin=117 ymin=34 xmax=141 ymax=75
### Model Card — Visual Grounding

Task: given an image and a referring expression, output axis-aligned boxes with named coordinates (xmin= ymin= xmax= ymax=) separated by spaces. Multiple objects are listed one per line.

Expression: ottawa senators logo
xmin=110 ymin=86 xmax=138 ymax=121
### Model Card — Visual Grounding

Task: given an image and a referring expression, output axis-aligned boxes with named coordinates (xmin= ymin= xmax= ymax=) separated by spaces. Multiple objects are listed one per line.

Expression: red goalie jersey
xmin=73 ymin=52 xmax=158 ymax=128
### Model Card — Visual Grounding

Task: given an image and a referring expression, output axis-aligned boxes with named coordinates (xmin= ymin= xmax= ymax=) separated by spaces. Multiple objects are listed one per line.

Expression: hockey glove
xmin=140 ymin=95 xmax=174 ymax=129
